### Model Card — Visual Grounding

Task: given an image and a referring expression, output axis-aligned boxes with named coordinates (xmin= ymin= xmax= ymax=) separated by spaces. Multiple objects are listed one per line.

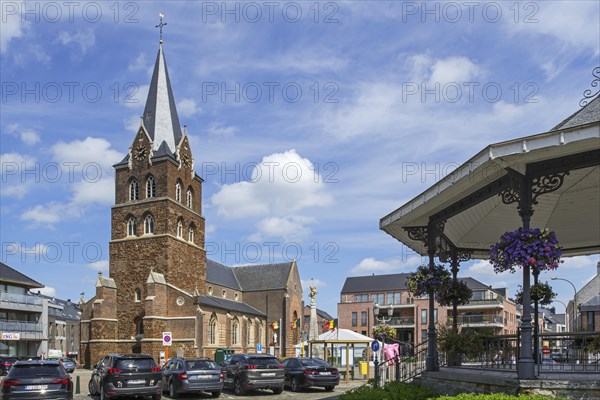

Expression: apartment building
xmin=0 ymin=262 xmax=46 ymax=357
xmin=338 ymin=273 xmax=519 ymax=346
xmin=44 ymin=296 xmax=81 ymax=361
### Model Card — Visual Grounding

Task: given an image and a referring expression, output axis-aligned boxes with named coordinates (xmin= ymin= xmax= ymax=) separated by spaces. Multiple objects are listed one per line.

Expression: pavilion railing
xmin=441 ymin=331 xmax=600 ymax=374
xmin=373 ymin=339 xmax=439 ymax=387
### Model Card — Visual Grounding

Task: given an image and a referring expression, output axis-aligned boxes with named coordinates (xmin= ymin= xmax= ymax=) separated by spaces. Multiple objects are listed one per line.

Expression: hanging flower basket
xmin=437 ymin=280 xmax=473 ymax=307
xmin=489 ymin=227 xmax=562 ymax=274
xmin=406 ymin=264 xmax=451 ymax=298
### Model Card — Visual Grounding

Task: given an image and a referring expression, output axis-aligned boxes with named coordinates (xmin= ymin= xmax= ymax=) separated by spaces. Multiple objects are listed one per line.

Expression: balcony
xmin=0 ymin=292 xmax=43 ymax=311
xmin=458 ymin=297 xmax=504 ymax=309
xmin=388 ymin=316 xmax=415 ymax=327
xmin=0 ymin=319 xmax=44 ymax=333
xmin=448 ymin=314 xmax=504 ymax=327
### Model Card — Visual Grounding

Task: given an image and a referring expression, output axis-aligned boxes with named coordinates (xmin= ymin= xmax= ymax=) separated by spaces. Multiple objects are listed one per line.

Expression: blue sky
xmin=1 ymin=1 xmax=599 ymax=317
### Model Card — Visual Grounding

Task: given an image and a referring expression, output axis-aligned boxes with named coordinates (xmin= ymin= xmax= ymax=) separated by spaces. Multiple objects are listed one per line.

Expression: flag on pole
xmin=290 ymin=318 xmax=300 ymax=329
xmin=271 ymin=321 xmax=279 ymax=330
xmin=324 ymin=319 xmax=337 ymax=331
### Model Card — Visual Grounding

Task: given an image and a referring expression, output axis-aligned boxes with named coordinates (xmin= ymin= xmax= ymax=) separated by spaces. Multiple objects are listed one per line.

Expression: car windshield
xmin=300 ymin=358 xmax=330 ymax=367
xmin=115 ymin=358 xmax=156 ymax=370
xmin=247 ymin=357 xmax=279 ymax=366
xmin=9 ymin=364 xmax=63 ymax=378
xmin=185 ymin=360 xmax=218 ymax=370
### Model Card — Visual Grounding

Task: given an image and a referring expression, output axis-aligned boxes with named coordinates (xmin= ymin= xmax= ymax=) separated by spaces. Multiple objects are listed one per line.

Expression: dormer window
xmin=186 ymin=188 xmax=193 ymax=208
xmin=146 ymin=176 xmax=156 ymax=198
xmin=127 ymin=218 xmax=136 ymax=236
xmin=144 ymin=215 xmax=154 ymax=234
xmin=175 ymin=181 xmax=182 ymax=202
xmin=129 ymin=179 xmax=139 ymax=201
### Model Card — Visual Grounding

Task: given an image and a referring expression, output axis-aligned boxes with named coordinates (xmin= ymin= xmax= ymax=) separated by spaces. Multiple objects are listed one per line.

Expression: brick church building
xmin=80 ymin=40 xmax=303 ymax=367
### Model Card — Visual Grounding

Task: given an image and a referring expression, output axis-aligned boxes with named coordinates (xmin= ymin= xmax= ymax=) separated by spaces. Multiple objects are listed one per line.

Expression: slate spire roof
xmin=142 ymin=43 xmax=183 ymax=154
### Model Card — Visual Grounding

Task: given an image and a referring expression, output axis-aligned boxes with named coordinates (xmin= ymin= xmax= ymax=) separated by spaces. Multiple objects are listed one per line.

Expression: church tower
xmin=109 ymin=39 xmax=207 ymax=346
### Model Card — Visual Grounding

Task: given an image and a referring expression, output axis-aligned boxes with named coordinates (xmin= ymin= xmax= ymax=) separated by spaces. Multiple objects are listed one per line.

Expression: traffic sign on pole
xmin=371 ymin=340 xmax=380 ymax=352
xmin=256 ymin=343 xmax=263 ymax=353
xmin=163 ymin=332 xmax=173 ymax=347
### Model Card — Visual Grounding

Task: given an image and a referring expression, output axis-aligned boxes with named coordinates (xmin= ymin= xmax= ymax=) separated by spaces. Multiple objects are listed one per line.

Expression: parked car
xmin=221 ymin=354 xmax=284 ymax=395
xmin=61 ymin=358 xmax=77 ymax=373
xmin=0 ymin=359 xmax=73 ymax=399
xmin=0 ymin=356 xmax=18 ymax=375
xmin=281 ymin=357 xmax=339 ymax=392
xmin=550 ymin=352 xmax=567 ymax=363
xmin=88 ymin=353 xmax=162 ymax=400
xmin=161 ymin=357 xmax=223 ymax=398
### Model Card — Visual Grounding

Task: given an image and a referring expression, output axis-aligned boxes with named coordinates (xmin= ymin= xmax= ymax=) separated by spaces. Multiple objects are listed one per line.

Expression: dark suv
xmin=161 ymin=357 xmax=223 ymax=398
xmin=88 ymin=353 xmax=162 ymax=400
xmin=0 ymin=359 xmax=73 ymax=399
xmin=0 ymin=356 xmax=18 ymax=375
xmin=221 ymin=354 xmax=284 ymax=395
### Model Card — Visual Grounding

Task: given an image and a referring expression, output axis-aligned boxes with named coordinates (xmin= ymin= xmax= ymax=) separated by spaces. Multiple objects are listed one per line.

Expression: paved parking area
xmin=70 ymin=369 xmax=364 ymax=400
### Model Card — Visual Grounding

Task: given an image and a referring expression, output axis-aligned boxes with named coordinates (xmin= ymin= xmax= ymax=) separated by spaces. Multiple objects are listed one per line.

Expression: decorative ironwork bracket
xmin=405 ymin=226 xmax=428 ymax=245
xmin=580 ymin=67 xmax=599 ymax=107
xmin=532 ymin=172 xmax=569 ymax=204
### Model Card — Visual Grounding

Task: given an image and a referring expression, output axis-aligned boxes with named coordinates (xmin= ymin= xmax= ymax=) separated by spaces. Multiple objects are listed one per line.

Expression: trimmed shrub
xmin=340 ymin=381 xmax=438 ymax=400
xmin=436 ymin=394 xmax=567 ymax=400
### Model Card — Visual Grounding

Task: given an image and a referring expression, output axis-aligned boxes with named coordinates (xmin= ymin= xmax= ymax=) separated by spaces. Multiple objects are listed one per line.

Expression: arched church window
xmin=127 ymin=218 xmax=136 ymax=237
xmin=144 ymin=215 xmax=154 ymax=234
xmin=146 ymin=176 xmax=156 ymax=198
xmin=135 ymin=288 xmax=141 ymax=302
xmin=209 ymin=317 xmax=218 ymax=345
xmin=232 ymin=319 xmax=240 ymax=345
xmin=188 ymin=227 xmax=194 ymax=243
xmin=175 ymin=181 xmax=182 ymax=202
xmin=177 ymin=220 xmax=183 ymax=238
xmin=129 ymin=179 xmax=139 ymax=201
xmin=186 ymin=188 xmax=193 ymax=208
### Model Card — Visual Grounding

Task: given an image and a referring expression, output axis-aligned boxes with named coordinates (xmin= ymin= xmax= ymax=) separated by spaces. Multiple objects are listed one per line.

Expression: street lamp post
xmin=373 ymin=303 xmax=393 ymax=386
xmin=551 ymin=277 xmax=577 ymax=332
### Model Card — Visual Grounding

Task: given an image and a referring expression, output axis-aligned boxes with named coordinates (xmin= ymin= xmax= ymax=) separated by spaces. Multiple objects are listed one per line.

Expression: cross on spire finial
xmin=156 ymin=12 xmax=167 ymax=44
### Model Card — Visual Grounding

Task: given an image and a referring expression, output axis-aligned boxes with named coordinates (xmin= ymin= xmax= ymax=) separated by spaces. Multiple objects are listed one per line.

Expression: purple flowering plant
xmin=489 ymin=227 xmax=562 ymax=274
xmin=407 ymin=264 xmax=451 ymax=299
xmin=437 ymin=280 xmax=473 ymax=307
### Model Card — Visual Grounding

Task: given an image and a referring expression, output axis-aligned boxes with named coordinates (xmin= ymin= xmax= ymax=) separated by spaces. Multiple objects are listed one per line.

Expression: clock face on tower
xmin=182 ymin=154 xmax=191 ymax=167
xmin=134 ymin=145 xmax=147 ymax=161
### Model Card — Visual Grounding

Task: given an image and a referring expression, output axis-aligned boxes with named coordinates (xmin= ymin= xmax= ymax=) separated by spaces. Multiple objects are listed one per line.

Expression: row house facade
xmin=338 ymin=273 xmax=519 ymax=346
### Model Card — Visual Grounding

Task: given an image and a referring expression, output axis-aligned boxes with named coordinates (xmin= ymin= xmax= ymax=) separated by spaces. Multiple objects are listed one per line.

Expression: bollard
xmin=75 ymin=375 xmax=80 ymax=394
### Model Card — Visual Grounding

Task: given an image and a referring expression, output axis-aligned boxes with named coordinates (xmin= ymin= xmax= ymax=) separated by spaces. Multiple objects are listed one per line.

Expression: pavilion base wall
xmin=415 ymin=369 xmax=600 ymax=400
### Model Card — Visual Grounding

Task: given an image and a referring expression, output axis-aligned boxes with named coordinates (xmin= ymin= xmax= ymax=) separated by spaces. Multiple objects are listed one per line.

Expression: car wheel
xmin=88 ymin=379 xmax=98 ymax=396
xmin=324 ymin=385 xmax=335 ymax=392
xmin=169 ymin=381 xmax=178 ymax=398
xmin=211 ymin=391 xmax=221 ymax=398
xmin=290 ymin=377 xmax=300 ymax=392
xmin=272 ymin=386 xmax=283 ymax=394
xmin=234 ymin=378 xmax=245 ymax=396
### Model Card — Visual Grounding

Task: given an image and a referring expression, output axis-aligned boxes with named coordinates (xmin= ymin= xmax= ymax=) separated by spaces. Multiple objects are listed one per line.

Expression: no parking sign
xmin=162 ymin=332 xmax=172 ymax=346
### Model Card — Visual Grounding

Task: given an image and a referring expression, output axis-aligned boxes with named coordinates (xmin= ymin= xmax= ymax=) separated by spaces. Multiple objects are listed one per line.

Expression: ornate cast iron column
xmin=501 ymin=170 xmax=535 ymax=379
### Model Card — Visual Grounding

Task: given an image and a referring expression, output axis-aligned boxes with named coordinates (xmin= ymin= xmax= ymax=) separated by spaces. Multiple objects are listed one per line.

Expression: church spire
xmin=142 ymin=14 xmax=183 ymax=155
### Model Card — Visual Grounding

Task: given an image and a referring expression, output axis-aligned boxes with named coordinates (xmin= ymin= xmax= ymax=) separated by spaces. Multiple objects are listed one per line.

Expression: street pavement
xmin=70 ymin=368 xmax=364 ymax=400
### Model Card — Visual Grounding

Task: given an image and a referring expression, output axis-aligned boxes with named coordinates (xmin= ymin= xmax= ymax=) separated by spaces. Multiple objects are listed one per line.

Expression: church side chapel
xmin=80 ymin=28 xmax=303 ymax=367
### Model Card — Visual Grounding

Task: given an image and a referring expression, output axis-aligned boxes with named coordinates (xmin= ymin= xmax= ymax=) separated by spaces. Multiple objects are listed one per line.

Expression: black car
xmin=161 ymin=357 xmax=223 ymax=398
xmin=281 ymin=357 xmax=339 ymax=392
xmin=0 ymin=359 xmax=73 ymax=399
xmin=221 ymin=354 xmax=284 ymax=395
xmin=0 ymin=356 xmax=18 ymax=375
xmin=88 ymin=353 xmax=162 ymax=400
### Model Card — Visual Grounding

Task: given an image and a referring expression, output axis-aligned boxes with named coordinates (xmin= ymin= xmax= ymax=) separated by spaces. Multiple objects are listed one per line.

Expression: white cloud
xmin=5 ymin=124 xmax=41 ymax=145
xmin=177 ymin=98 xmax=200 ymax=118
xmin=429 ymin=56 xmax=482 ymax=85
xmin=211 ymin=150 xmax=333 ymax=219
xmin=21 ymin=203 xmax=69 ymax=225
xmin=206 ymin=122 xmax=238 ymax=137
xmin=51 ymin=137 xmax=122 ymax=172
xmin=1 ymin=184 xmax=29 ymax=198
xmin=301 ymin=278 xmax=326 ymax=289
xmin=71 ymin=178 xmax=114 ymax=206
xmin=87 ymin=260 xmax=109 ymax=274
xmin=350 ymin=256 xmax=422 ymax=275
xmin=56 ymin=29 xmax=96 ymax=54
xmin=1 ymin=152 xmax=36 ymax=174
xmin=124 ymin=115 xmax=142 ymax=133
xmin=249 ymin=216 xmax=315 ymax=242
xmin=34 ymin=286 xmax=56 ymax=297
xmin=0 ymin=8 xmax=29 ymax=54
xmin=128 ymin=53 xmax=149 ymax=71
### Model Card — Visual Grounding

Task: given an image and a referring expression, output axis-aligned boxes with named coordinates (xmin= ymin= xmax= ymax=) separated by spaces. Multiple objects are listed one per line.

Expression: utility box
xmin=214 ymin=348 xmax=234 ymax=363
xmin=359 ymin=361 xmax=368 ymax=375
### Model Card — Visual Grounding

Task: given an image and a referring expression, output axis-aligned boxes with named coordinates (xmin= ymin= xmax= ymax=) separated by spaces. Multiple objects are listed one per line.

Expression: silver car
xmin=161 ymin=357 xmax=223 ymax=398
